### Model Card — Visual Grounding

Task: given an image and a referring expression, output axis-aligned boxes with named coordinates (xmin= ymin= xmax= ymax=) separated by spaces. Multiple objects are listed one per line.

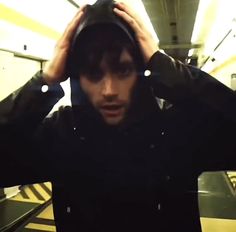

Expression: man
xmin=0 ymin=0 xmax=236 ymax=231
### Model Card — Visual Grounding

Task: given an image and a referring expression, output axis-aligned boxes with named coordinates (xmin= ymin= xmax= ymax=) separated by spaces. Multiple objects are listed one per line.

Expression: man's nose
xmin=101 ymin=75 xmax=118 ymax=99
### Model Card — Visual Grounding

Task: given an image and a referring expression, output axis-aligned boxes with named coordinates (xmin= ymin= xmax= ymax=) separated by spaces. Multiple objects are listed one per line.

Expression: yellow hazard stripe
xmin=24 ymin=186 xmax=40 ymax=201
xmin=9 ymin=182 xmax=52 ymax=204
xmin=37 ymin=204 xmax=55 ymax=220
xmin=44 ymin=182 xmax=52 ymax=190
xmin=226 ymin=171 xmax=236 ymax=189
xmin=227 ymin=171 xmax=236 ymax=177
xmin=34 ymin=183 xmax=51 ymax=201
xmin=201 ymin=217 xmax=236 ymax=232
xmin=25 ymin=223 xmax=56 ymax=231
xmin=9 ymin=196 xmax=45 ymax=204
xmin=0 ymin=4 xmax=61 ymax=40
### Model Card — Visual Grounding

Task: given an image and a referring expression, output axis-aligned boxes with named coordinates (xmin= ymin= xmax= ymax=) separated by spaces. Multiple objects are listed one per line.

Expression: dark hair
xmin=69 ymin=24 xmax=145 ymax=79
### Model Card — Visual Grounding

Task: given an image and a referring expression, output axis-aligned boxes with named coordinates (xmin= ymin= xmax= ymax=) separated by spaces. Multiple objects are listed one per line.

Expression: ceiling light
xmin=188 ymin=49 xmax=194 ymax=57
xmin=191 ymin=0 xmax=212 ymax=44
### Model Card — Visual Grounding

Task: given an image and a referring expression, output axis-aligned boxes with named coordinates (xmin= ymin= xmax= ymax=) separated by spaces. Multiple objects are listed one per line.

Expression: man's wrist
xmin=42 ymin=72 xmax=59 ymax=86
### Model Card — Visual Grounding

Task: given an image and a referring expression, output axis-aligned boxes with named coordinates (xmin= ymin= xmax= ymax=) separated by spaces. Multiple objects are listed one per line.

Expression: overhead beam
xmin=160 ymin=43 xmax=202 ymax=49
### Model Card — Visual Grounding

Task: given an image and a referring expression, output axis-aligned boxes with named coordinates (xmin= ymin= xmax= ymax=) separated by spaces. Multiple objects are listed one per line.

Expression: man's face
xmin=79 ymin=49 xmax=138 ymax=126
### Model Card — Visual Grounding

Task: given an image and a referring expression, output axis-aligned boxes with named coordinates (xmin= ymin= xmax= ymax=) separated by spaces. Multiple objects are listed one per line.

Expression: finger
xmin=61 ymin=5 xmax=87 ymax=43
xmin=113 ymin=7 xmax=142 ymax=35
xmin=114 ymin=2 xmax=143 ymax=28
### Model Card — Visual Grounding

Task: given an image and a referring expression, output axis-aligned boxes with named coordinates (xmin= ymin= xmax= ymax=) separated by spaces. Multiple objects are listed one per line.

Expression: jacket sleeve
xmin=0 ymin=71 xmax=64 ymax=187
xmin=147 ymin=51 xmax=236 ymax=172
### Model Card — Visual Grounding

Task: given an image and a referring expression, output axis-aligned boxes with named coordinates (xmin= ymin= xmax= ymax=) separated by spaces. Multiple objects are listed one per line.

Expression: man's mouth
xmin=100 ymin=104 xmax=124 ymax=117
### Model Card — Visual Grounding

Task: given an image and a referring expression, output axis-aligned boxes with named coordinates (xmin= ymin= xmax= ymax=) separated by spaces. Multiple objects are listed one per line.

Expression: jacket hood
xmin=68 ymin=0 xmax=137 ymax=106
xmin=74 ymin=0 xmax=135 ymax=45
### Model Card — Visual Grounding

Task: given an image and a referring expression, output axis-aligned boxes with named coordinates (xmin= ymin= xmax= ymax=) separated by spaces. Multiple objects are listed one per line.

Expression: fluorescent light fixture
xmin=231 ymin=18 xmax=236 ymax=33
xmin=203 ymin=0 xmax=236 ymax=55
xmin=73 ymin=0 xmax=159 ymax=43
xmin=0 ymin=0 xmax=77 ymax=33
xmin=188 ymin=48 xmax=194 ymax=57
xmin=191 ymin=0 xmax=212 ymax=44
xmin=192 ymin=0 xmax=236 ymax=70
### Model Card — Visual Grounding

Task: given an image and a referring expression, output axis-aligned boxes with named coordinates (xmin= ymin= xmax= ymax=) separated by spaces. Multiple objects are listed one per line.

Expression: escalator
xmin=199 ymin=171 xmax=236 ymax=219
xmin=1 ymin=172 xmax=236 ymax=231
xmin=0 ymin=183 xmax=52 ymax=232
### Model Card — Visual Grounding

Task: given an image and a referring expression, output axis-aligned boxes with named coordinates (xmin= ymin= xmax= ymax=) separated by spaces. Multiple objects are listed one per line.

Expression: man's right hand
xmin=43 ymin=5 xmax=87 ymax=85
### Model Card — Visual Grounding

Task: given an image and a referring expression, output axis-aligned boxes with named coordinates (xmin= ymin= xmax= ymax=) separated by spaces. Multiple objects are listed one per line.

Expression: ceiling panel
xmin=143 ymin=0 xmax=199 ymax=62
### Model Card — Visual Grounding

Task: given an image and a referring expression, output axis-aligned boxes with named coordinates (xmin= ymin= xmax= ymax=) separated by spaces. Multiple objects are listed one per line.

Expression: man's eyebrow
xmin=111 ymin=61 xmax=135 ymax=70
xmin=108 ymin=62 xmax=136 ymax=74
xmin=117 ymin=60 xmax=135 ymax=66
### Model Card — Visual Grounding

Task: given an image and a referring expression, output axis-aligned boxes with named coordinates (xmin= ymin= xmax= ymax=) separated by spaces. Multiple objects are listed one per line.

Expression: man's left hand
xmin=113 ymin=2 xmax=159 ymax=64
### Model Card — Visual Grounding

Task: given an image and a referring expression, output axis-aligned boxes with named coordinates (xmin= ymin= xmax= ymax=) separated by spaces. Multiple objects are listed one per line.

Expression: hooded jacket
xmin=1 ymin=0 xmax=236 ymax=231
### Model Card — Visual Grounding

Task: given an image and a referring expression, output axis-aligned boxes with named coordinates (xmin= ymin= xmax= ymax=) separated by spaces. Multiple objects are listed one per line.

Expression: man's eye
xmin=116 ymin=66 xmax=134 ymax=77
xmin=86 ymin=70 xmax=103 ymax=82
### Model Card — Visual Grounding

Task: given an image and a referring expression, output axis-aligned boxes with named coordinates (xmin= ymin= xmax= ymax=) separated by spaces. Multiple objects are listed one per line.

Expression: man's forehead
xmin=119 ymin=49 xmax=133 ymax=62
xmin=100 ymin=48 xmax=134 ymax=64
xmin=99 ymin=49 xmax=134 ymax=67
xmin=99 ymin=49 xmax=134 ymax=70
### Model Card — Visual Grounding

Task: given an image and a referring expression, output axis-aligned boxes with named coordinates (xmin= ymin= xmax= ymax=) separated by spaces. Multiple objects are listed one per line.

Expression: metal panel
xmin=143 ymin=0 xmax=199 ymax=61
